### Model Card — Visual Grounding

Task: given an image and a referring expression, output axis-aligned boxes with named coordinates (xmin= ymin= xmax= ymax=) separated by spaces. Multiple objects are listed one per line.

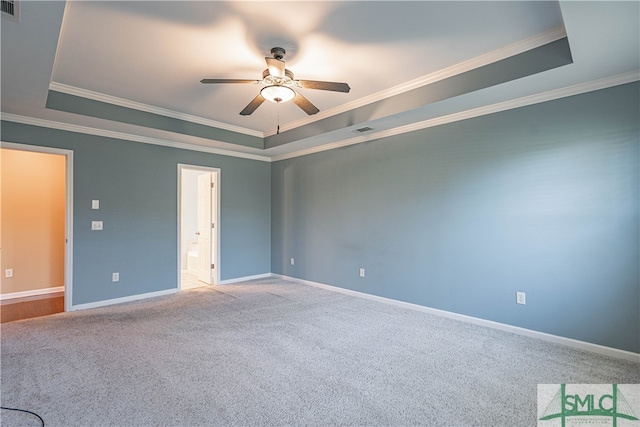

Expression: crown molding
xmin=4 ymin=71 xmax=637 ymax=164
xmin=49 ymin=27 xmax=567 ymax=141
xmin=271 ymin=71 xmax=640 ymax=162
xmin=0 ymin=113 xmax=272 ymax=162
xmin=48 ymin=82 xmax=264 ymax=139
xmin=265 ymin=26 xmax=568 ymax=136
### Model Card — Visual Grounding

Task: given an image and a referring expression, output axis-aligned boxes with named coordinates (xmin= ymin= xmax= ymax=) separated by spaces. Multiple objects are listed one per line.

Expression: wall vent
xmin=352 ymin=126 xmax=373 ymax=133
xmin=1 ymin=0 xmax=18 ymax=21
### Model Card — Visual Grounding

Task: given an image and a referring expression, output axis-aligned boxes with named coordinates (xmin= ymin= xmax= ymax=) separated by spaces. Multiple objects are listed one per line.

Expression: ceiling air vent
xmin=1 ymin=0 xmax=18 ymax=21
xmin=353 ymin=126 xmax=373 ymax=133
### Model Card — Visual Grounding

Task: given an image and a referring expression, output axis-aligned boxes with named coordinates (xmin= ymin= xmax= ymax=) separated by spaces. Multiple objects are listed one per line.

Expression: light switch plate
xmin=92 ymin=200 xmax=100 ymax=209
xmin=5 ymin=269 xmax=13 ymax=278
xmin=91 ymin=221 xmax=103 ymax=230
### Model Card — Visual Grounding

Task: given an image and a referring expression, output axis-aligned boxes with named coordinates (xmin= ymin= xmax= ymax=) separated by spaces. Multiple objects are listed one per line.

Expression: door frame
xmin=1 ymin=141 xmax=74 ymax=312
xmin=177 ymin=164 xmax=220 ymax=288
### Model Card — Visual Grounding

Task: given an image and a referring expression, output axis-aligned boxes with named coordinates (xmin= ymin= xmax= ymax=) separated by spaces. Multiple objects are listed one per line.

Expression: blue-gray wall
xmin=1 ymin=122 xmax=271 ymax=305
xmin=271 ymin=83 xmax=640 ymax=353
xmin=2 ymin=83 xmax=638 ymax=353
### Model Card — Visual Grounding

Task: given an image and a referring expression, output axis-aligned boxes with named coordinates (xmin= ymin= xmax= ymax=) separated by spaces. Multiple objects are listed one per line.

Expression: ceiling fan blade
xmin=239 ymin=93 xmax=266 ymax=116
xmin=296 ymin=80 xmax=351 ymax=93
xmin=293 ymin=91 xmax=319 ymax=115
xmin=201 ymin=79 xmax=260 ymax=84
xmin=265 ymin=57 xmax=285 ymax=78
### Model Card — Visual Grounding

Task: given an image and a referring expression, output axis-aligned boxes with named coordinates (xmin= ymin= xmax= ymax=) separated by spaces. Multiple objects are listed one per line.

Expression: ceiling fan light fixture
xmin=261 ymin=85 xmax=295 ymax=103
xmin=201 ymin=46 xmax=349 ymax=115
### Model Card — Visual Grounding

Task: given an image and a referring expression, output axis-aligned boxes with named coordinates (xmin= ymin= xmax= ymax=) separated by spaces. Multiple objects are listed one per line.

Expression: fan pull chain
xmin=277 ymin=102 xmax=280 ymax=134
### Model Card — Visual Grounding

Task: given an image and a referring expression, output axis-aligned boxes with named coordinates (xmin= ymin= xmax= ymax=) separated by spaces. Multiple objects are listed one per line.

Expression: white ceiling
xmin=1 ymin=1 xmax=638 ymax=160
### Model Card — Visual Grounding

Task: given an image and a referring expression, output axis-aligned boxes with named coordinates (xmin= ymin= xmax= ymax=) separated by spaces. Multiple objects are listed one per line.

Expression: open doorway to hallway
xmin=1 ymin=143 xmax=73 ymax=321
xmin=178 ymin=165 xmax=219 ymax=291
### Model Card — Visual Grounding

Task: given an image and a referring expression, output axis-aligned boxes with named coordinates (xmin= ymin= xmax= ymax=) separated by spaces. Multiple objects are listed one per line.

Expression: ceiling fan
xmin=201 ymin=47 xmax=351 ymax=116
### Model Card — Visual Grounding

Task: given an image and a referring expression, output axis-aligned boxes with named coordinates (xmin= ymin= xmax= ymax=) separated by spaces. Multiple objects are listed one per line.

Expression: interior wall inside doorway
xmin=180 ymin=169 xmax=206 ymax=271
xmin=1 ymin=148 xmax=66 ymax=295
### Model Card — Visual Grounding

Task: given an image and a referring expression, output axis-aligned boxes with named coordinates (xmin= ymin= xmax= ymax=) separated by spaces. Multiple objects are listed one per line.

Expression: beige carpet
xmin=1 ymin=277 xmax=638 ymax=426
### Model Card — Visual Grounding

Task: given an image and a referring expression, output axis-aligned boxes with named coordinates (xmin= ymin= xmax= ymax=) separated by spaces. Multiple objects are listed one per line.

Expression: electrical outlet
xmin=112 ymin=272 xmax=120 ymax=282
xmin=91 ymin=221 xmax=103 ymax=230
xmin=359 ymin=268 xmax=365 ymax=278
xmin=5 ymin=269 xmax=13 ymax=278
xmin=290 ymin=258 xmax=295 ymax=265
xmin=516 ymin=292 xmax=526 ymax=305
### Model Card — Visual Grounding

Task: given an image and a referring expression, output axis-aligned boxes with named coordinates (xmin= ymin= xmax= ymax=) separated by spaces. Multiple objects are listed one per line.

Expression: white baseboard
xmin=1 ymin=286 xmax=65 ymax=301
xmin=70 ymin=288 xmax=177 ymax=311
xmin=69 ymin=272 xmax=272 ymax=311
xmin=273 ymin=274 xmax=640 ymax=363
xmin=219 ymin=273 xmax=272 ymax=285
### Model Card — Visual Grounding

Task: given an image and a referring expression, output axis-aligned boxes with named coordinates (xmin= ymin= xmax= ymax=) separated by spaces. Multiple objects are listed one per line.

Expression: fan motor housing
xmin=262 ymin=69 xmax=294 ymax=80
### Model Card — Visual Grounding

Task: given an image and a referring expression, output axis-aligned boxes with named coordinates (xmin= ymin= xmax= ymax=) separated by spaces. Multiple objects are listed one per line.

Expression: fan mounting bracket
xmin=271 ymin=47 xmax=286 ymax=60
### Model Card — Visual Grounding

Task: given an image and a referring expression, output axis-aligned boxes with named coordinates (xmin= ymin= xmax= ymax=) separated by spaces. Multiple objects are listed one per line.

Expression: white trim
xmin=265 ymin=26 xmax=568 ymax=136
xmin=273 ymin=274 xmax=640 ymax=363
xmin=47 ymin=27 xmax=565 ymax=140
xmin=271 ymin=71 xmax=640 ymax=162
xmin=50 ymin=0 xmax=69 ymax=88
xmin=70 ymin=288 xmax=177 ymax=311
xmin=0 ymin=113 xmax=271 ymax=163
xmin=49 ymin=82 xmax=264 ymax=139
xmin=4 ymin=72 xmax=638 ymax=164
xmin=177 ymin=164 xmax=221 ymax=290
xmin=0 ymin=286 xmax=65 ymax=301
xmin=219 ymin=273 xmax=272 ymax=285
xmin=0 ymin=140 xmax=72 ymax=156
xmin=0 ymin=142 xmax=74 ymax=313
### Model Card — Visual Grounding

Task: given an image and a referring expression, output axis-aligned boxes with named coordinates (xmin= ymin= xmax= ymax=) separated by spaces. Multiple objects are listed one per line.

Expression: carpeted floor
xmin=1 ymin=277 xmax=638 ymax=426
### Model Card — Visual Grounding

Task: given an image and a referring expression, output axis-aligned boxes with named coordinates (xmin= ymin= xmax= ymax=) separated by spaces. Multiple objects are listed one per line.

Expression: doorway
xmin=178 ymin=165 xmax=219 ymax=290
xmin=0 ymin=142 xmax=73 ymax=315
